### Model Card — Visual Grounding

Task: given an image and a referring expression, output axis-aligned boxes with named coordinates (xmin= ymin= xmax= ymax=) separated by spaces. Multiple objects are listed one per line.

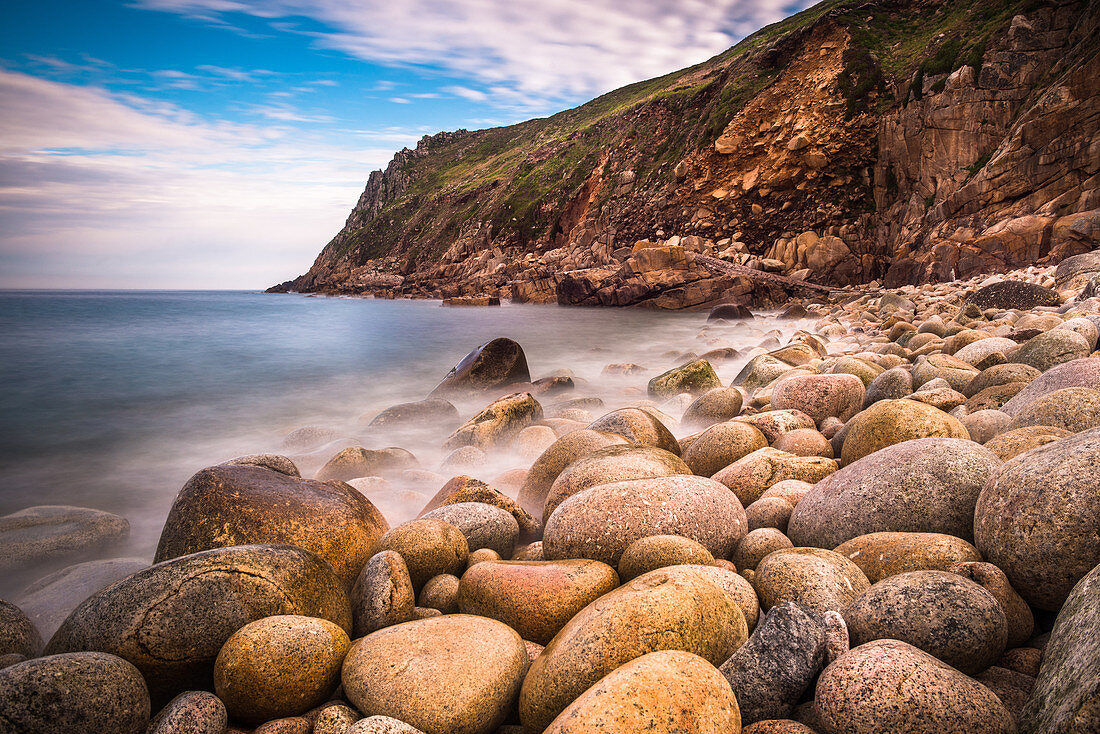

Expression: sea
xmin=0 ymin=290 xmax=814 ymax=596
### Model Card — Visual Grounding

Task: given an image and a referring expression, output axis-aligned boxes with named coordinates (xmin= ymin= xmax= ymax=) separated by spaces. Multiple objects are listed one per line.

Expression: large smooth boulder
xmin=0 ymin=505 xmax=129 ymax=573
xmin=457 ymin=559 xmax=619 ymax=645
xmin=1012 ymin=329 xmax=1091 ymax=373
xmin=753 ymin=547 xmax=870 ymax=615
xmin=648 ymin=359 xmax=721 ymax=398
xmin=840 ymin=399 xmax=969 ymax=464
xmin=544 ymin=650 xmax=740 ymax=734
xmin=155 ymin=464 xmax=389 ymax=587
xmin=843 ymin=571 xmax=1006 ymax=675
xmin=214 ymin=615 xmax=350 ymax=725
xmin=789 ymin=438 xmax=1001 ymax=548
xmin=815 ymin=640 xmax=1015 ymax=733
xmin=0 ymin=651 xmax=150 ymax=733
xmin=682 ymin=387 xmax=745 ymax=429
xmin=430 ymin=338 xmax=530 ymax=394
xmin=544 ymin=445 xmax=691 ymax=522
xmin=0 ymin=599 xmax=41 ymax=660
xmin=974 ymin=427 xmax=1100 ymax=610
xmin=712 ymin=448 xmax=837 ymax=507
xmin=517 ymin=429 xmax=632 ymax=517
xmin=45 ymin=544 xmax=351 ymax=704
xmin=342 ymin=615 xmax=528 ymax=734
xmin=350 ymin=550 xmax=416 ymax=637
xmin=682 ymin=421 xmax=768 ymax=478
xmin=720 ymin=602 xmax=825 ymax=724
xmin=443 ymin=393 xmax=543 ymax=451
xmin=518 ymin=565 xmax=748 ymax=732
xmin=1010 ymin=386 xmax=1100 ymax=432
xmin=618 ymin=535 xmax=714 ymax=581
xmin=543 ymin=475 xmax=747 ymax=566
xmin=1021 ymin=562 xmax=1100 ymax=734
xmin=1000 ymin=357 xmax=1100 ymax=415
xmin=963 ymin=280 xmax=1059 ymax=310
xmin=833 ymin=532 xmax=981 ymax=583
xmin=771 ymin=373 xmax=866 ymax=424
xmin=586 ymin=408 xmax=681 ymax=455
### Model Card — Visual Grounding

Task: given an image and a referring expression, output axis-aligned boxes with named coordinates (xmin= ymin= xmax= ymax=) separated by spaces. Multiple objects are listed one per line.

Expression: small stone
xmin=822 ymin=610 xmax=849 ymax=665
xmin=348 ymin=717 xmax=426 ymax=733
xmin=315 ymin=447 xmax=418 ymax=482
xmin=419 ymin=475 xmax=539 ymax=536
xmin=746 ymin=497 xmax=794 ymax=533
xmin=418 ymin=574 xmax=459 ymax=614
xmin=312 ymin=704 xmax=361 ymax=734
xmin=771 ymin=373 xmax=866 ymax=423
xmin=586 ymin=408 xmax=681 ymax=454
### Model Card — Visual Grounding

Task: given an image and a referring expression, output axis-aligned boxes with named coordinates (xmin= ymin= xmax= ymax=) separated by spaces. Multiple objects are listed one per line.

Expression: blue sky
xmin=0 ymin=0 xmax=813 ymax=288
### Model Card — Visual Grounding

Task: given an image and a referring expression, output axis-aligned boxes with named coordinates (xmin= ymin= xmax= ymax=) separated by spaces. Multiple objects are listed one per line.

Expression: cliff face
xmin=271 ymin=0 xmax=1100 ymax=307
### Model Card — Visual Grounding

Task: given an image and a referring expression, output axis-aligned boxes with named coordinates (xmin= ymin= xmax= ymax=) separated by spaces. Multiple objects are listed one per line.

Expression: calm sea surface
xmin=0 ymin=290 xmax=811 ymax=592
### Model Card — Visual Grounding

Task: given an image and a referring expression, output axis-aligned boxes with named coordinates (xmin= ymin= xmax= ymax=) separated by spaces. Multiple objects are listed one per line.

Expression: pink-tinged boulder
xmin=771 ymin=373 xmax=866 ymax=424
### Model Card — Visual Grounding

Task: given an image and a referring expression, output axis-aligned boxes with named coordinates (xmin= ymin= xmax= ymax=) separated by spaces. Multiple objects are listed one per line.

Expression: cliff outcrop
xmin=270 ymin=0 xmax=1100 ymax=308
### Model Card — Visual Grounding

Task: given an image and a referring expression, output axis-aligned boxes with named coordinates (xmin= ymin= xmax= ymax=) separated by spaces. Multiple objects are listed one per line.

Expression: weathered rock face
xmin=154 ymin=464 xmax=389 ymax=587
xmin=44 ymin=544 xmax=352 ymax=705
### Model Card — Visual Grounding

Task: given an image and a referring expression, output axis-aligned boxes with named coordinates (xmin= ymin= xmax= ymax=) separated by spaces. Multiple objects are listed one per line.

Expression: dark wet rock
xmin=155 ymin=464 xmax=389 ymax=587
xmin=682 ymin=387 xmax=745 ymax=429
xmin=422 ymin=502 xmax=519 ymax=558
xmin=815 ymin=639 xmax=1015 ymax=734
xmin=0 ymin=505 xmax=129 ymax=573
xmin=542 ymin=475 xmax=747 ymax=566
xmin=147 ymin=690 xmax=228 ymax=734
xmin=315 ymin=446 xmax=419 ymax=482
xmin=648 ymin=359 xmax=721 ymax=398
xmin=964 ymin=281 xmax=1060 ymax=311
xmin=430 ymin=337 xmax=530 ymax=395
xmin=1000 ymin=357 xmax=1100 ymax=416
xmin=457 ymin=559 xmax=619 ymax=645
xmin=974 ymin=427 xmax=1100 ymax=610
xmin=1021 ymin=561 xmax=1100 ymax=734
xmin=843 ymin=570 xmax=1007 ymax=675
xmin=720 ymin=602 xmax=825 ymax=724
xmin=374 ymin=519 xmax=469 ymax=590
xmin=342 ymin=614 xmax=527 ymax=734
xmin=789 ymin=438 xmax=1001 ymax=548
xmin=0 ymin=651 xmax=150 ymax=733
xmin=367 ymin=398 xmax=461 ymax=431
xmin=709 ymin=303 xmax=753 ymax=320
xmin=442 ymin=393 xmax=543 ymax=451
xmin=543 ymin=650 xmax=741 ymax=734
xmin=351 ymin=550 xmax=416 ymax=638
xmin=419 ymin=475 xmax=538 ymax=536
xmin=221 ymin=453 xmax=300 ymax=476
xmin=45 ymin=544 xmax=351 ymax=705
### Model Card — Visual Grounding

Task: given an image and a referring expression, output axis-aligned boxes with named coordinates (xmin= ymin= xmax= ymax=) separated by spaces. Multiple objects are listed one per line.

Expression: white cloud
xmin=136 ymin=0 xmax=815 ymax=109
xmin=0 ymin=69 xmax=418 ymax=288
xmin=388 ymin=96 xmax=412 ymax=104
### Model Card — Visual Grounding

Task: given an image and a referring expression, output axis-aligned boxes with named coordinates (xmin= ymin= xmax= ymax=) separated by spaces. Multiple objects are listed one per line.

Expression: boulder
xmin=862 ymin=366 xmax=914 ymax=407
xmin=146 ymin=691 xmax=227 ymax=734
xmin=772 ymin=428 xmax=833 ymax=458
xmin=155 ymin=464 xmax=389 ymax=587
xmin=1012 ymin=329 xmax=1092 ymax=373
xmin=843 ymin=571 xmax=1006 ymax=674
xmin=648 ymin=359 xmax=721 ymax=398
xmin=682 ymin=387 xmax=745 ymax=428
xmin=367 ymin=398 xmax=461 ymax=430
xmin=544 ymin=445 xmax=691 ymax=522
xmin=374 ymin=519 xmax=468 ymax=590
xmin=974 ymin=427 xmax=1100 ymax=610
xmin=419 ymin=574 xmax=460 ymax=613
xmin=720 ymin=602 xmax=825 ymax=724
xmin=1010 ymin=386 xmax=1100 ymax=432
xmin=457 ymin=559 xmax=619 ymax=645
xmin=733 ymin=528 xmax=794 ymax=572
xmin=734 ymin=355 xmax=797 ymax=393
xmin=772 ymin=374 xmax=866 ymax=423
xmin=814 ymin=640 xmax=1015 ymax=733
xmin=617 ymin=535 xmax=715 ymax=581
xmin=422 ymin=503 xmax=519 ymax=558
xmin=44 ymin=544 xmax=351 ymax=705
xmin=948 ymin=561 xmax=1034 ymax=650
xmin=313 ymin=705 xmax=361 ymax=733
xmin=350 ymin=550 xmax=416 ymax=638
xmin=221 ymin=453 xmax=300 ymax=476
xmin=965 ymin=363 xmax=1042 ymax=397
xmin=0 ymin=505 xmax=129 ymax=573
xmin=983 ymin=425 xmax=1074 ymax=460
xmin=840 ymin=399 xmax=969 ymax=464
xmin=0 ymin=651 xmax=150 ymax=733
xmin=709 ymin=304 xmax=754 ymax=320
xmin=1021 ymin=561 xmax=1100 ymax=734
xmin=789 ymin=438 xmax=1001 ymax=548
xmin=733 ymin=410 xmax=816 ymax=443
xmin=963 ymin=281 xmax=1059 ymax=310
xmin=518 ymin=565 xmax=748 ymax=732
xmin=543 ymin=475 xmax=747 ymax=566
xmin=543 ymin=650 xmax=740 ymax=734
xmin=214 ymin=615 xmax=350 ymax=725
xmin=1000 ymin=357 xmax=1100 ymax=415
xmin=682 ymin=421 xmax=768 ymax=478
xmin=753 ymin=547 xmax=870 ymax=615
xmin=586 ymin=407 xmax=681 ymax=455
xmin=443 ymin=393 xmax=543 ymax=451
xmin=517 ymin=429 xmax=632 ymax=517
xmin=0 ymin=599 xmax=41 ymax=659
xmin=419 ymin=475 xmax=538 ymax=535
xmin=315 ymin=447 xmax=418 ymax=482
xmin=712 ymin=448 xmax=837 ymax=507
xmin=342 ymin=615 xmax=528 ymax=734
xmin=833 ymin=532 xmax=982 ymax=583
xmin=430 ymin=338 xmax=530 ymax=394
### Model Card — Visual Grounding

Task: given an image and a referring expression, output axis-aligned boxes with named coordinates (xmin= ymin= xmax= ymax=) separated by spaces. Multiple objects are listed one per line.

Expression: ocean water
xmin=0 ymin=290 xmax=814 ymax=595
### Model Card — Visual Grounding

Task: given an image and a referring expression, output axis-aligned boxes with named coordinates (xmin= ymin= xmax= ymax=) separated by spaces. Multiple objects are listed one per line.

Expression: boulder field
xmin=3 ymin=263 xmax=1100 ymax=733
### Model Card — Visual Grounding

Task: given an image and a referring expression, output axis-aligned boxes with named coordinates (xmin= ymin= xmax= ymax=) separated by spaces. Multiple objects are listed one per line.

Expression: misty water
xmin=0 ymin=290 xmax=817 ymax=598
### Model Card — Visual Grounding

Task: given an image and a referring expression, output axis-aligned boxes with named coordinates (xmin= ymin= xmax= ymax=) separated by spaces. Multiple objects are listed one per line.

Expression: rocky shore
xmin=3 ymin=252 xmax=1100 ymax=733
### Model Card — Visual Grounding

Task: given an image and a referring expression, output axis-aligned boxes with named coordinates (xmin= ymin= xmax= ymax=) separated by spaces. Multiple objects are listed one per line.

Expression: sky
xmin=0 ymin=0 xmax=814 ymax=289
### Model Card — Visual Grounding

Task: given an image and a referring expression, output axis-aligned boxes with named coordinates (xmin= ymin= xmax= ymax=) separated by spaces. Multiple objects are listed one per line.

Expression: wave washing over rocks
xmin=3 ymin=254 xmax=1100 ymax=733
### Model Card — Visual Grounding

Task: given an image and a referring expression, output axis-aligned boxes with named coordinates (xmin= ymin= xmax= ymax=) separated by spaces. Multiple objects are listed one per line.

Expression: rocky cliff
xmin=270 ymin=0 xmax=1100 ymax=308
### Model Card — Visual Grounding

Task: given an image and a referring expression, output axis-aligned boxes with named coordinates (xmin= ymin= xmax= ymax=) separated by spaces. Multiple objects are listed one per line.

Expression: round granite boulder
xmin=429 ymin=337 xmax=531 ymax=395
xmin=155 ymin=464 xmax=389 ymax=587
xmin=342 ymin=614 xmax=528 ymax=734
xmin=843 ymin=571 xmax=1007 ymax=674
xmin=863 ymin=367 xmax=914 ymax=408
xmin=648 ymin=359 xmax=721 ymax=398
xmin=840 ymin=399 xmax=970 ymax=464
xmin=712 ymin=448 xmax=837 ymax=507
xmin=0 ymin=651 xmax=150 ymax=733
xmin=790 ymin=438 xmax=1001 ymax=548
xmin=963 ymin=280 xmax=1059 ymax=311
xmin=964 ymin=362 xmax=1041 ymax=397
xmin=422 ymin=502 xmax=519 ymax=558
xmin=146 ymin=691 xmax=227 ymax=734
xmin=0 ymin=505 xmax=129 ymax=574
xmin=753 ymin=547 xmax=870 ymax=615
xmin=814 ymin=639 xmax=1014 ymax=734
xmin=44 ymin=544 xmax=351 ymax=705
xmin=315 ymin=446 xmax=419 ymax=482
xmin=367 ymin=398 xmax=461 ymax=431
xmin=1000 ymin=357 xmax=1100 ymax=416
xmin=974 ymin=427 xmax=1100 ymax=610
xmin=617 ymin=535 xmax=715 ymax=581
xmin=982 ymin=424 xmax=1074 ymax=460
xmin=374 ymin=519 xmax=469 ymax=590
xmin=214 ymin=615 xmax=350 ymax=724
xmin=833 ymin=532 xmax=982 ymax=583
xmin=457 ymin=559 xmax=618 ymax=644
xmin=733 ymin=528 xmax=794 ymax=572
xmin=543 ymin=650 xmax=740 ymax=734
xmin=543 ymin=475 xmax=747 ymax=566
xmin=518 ymin=565 xmax=748 ymax=733
xmin=1011 ymin=329 xmax=1092 ymax=373
xmin=682 ymin=387 xmax=745 ymax=429
xmin=947 ymin=561 xmax=1034 ymax=650
xmin=517 ymin=429 xmax=632 ymax=517
xmin=771 ymin=373 xmax=866 ymax=423
xmin=681 ymin=421 xmax=768 ymax=478
xmin=1010 ymin=386 xmax=1100 ymax=432
xmin=350 ymin=550 xmax=416 ymax=638
xmin=543 ymin=445 xmax=691 ymax=522
xmin=586 ymin=408 xmax=681 ymax=455
xmin=0 ymin=599 xmax=41 ymax=659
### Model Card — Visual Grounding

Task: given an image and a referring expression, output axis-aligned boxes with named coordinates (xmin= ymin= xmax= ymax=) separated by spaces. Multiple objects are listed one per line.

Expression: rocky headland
xmin=4 ymin=251 xmax=1100 ymax=732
